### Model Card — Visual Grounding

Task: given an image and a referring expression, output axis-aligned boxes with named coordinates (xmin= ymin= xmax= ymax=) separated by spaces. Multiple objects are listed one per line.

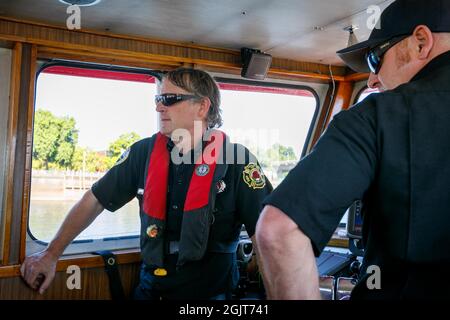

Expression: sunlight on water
xmin=29 ymin=199 xmax=140 ymax=242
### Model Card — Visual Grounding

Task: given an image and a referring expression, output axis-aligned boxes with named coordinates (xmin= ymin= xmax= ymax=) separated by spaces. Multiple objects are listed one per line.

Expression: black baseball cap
xmin=337 ymin=0 xmax=450 ymax=73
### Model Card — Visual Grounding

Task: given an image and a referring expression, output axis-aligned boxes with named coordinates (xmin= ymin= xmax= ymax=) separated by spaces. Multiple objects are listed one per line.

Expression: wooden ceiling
xmin=0 ymin=0 xmax=394 ymax=66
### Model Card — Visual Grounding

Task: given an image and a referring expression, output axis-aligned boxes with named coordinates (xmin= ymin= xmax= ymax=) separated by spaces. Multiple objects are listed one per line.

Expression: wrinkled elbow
xmin=255 ymin=205 xmax=297 ymax=255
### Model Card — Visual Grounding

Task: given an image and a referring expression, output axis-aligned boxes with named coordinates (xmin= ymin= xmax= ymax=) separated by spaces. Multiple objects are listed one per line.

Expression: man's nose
xmin=367 ymin=73 xmax=382 ymax=90
xmin=155 ymin=102 xmax=166 ymax=112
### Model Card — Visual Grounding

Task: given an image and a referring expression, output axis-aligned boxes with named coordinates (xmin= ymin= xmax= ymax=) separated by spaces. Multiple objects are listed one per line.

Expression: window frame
xmin=354 ymin=85 xmax=379 ymax=105
xmin=25 ymin=61 xmax=322 ymax=258
xmin=214 ymin=77 xmax=320 ymax=158
xmin=26 ymin=60 xmax=161 ymax=256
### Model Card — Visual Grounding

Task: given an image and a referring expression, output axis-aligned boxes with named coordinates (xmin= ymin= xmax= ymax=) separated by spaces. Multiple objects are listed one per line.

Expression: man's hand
xmin=20 ymin=250 xmax=58 ymax=295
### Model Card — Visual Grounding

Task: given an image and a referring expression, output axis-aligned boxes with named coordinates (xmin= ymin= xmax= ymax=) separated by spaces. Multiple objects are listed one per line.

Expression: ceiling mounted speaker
xmin=240 ymin=48 xmax=272 ymax=80
xmin=59 ymin=0 xmax=102 ymax=6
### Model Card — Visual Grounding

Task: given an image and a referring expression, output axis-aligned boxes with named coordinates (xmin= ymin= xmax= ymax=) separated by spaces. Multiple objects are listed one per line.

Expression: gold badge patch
xmin=146 ymin=224 xmax=160 ymax=238
xmin=153 ymin=268 xmax=167 ymax=277
xmin=243 ymin=163 xmax=266 ymax=189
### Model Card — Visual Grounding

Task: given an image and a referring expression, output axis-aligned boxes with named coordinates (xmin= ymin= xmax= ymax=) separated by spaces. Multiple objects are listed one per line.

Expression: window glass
xmin=29 ymin=65 xmax=156 ymax=242
xmin=219 ymin=83 xmax=317 ymax=188
xmin=29 ymin=73 xmax=318 ymax=245
xmin=357 ymin=87 xmax=379 ymax=103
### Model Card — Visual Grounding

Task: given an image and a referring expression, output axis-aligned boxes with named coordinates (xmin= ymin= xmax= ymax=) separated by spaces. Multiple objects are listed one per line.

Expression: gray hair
xmin=163 ymin=68 xmax=223 ymax=128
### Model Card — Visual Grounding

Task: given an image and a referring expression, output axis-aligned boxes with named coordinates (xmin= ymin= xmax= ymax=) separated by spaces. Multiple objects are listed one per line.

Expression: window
xmin=27 ymin=69 xmax=318 ymax=255
xmin=356 ymin=87 xmax=379 ymax=103
xmin=28 ymin=64 xmax=157 ymax=252
xmin=217 ymin=80 xmax=318 ymax=188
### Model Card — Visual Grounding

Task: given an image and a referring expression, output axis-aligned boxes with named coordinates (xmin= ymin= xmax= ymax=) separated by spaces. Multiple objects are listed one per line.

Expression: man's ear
xmin=197 ymin=97 xmax=211 ymax=120
xmin=412 ymin=25 xmax=434 ymax=59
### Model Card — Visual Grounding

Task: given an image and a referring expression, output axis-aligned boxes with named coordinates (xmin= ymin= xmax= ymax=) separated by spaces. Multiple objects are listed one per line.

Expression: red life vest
xmin=141 ymin=129 xmax=226 ymax=267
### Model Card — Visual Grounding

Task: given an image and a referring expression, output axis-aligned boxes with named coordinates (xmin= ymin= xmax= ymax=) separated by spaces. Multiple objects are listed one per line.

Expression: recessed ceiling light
xmin=58 ymin=0 xmax=102 ymax=7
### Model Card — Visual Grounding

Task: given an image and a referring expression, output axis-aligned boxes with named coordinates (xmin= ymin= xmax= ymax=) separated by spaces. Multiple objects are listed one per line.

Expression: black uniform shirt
xmin=264 ymin=51 xmax=450 ymax=299
xmin=92 ymin=135 xmax=272 ymax=299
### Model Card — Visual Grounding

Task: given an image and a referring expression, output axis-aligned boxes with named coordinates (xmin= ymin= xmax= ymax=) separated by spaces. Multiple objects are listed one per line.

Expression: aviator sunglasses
xmin=155 ymin=93 xmax=201 ymax=107
xmin=366 ymin=35 xmax=409 ymax=74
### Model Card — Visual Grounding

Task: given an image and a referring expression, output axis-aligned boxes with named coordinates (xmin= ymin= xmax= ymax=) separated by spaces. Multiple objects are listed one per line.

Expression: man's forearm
xmin=251 ymin=235 xmax=273 ymax=299
xmin=46 ymin=189 xmax=104 ymax=257
xmin=255 ymin=205 xmax=321 ymax=300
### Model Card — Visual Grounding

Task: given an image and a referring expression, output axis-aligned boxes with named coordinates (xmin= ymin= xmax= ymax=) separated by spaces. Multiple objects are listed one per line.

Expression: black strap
xmin=93 ymin=251 xmax=125 ymax=300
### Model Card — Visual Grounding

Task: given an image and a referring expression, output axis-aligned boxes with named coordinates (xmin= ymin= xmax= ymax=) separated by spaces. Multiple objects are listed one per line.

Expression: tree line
xmin=32 ymin=109 xmax=298 ymax=173
xmin=32 ymin=109 xmax=140 ymax=172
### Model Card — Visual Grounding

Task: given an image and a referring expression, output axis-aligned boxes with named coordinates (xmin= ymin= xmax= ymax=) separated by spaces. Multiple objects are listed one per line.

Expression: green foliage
xmin=33 ymin=110 xmax=78 ymax=170
xmin=258 ymin=143 xmax=297 ymax=167
xmin=86 ymin=150 xmax=110 ymax=172
xmin=108 ymin=132 xmax=141 ymax=163
xmin=33 ymin=109 xmax=141 ymax=172
xmin=72 ymin=146 xmax=110 ymax=173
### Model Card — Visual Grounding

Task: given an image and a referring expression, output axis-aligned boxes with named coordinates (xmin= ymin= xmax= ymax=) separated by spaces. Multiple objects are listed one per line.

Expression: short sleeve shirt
xmin=263 ymin=51 xmax=450 ymax=299
xmin=92 ymin=136 xmax=272 ymax=299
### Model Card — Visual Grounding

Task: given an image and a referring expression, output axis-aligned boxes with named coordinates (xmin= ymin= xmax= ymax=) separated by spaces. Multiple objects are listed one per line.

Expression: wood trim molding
xmin=19 ymin=45 xmax=37 ymax=262
xmin=327 ymin=238 xmax=349 ymax=248
xmin=269 ymin=67 xmax=345 ymax=82
xmin=310 ymin=81 xmax=355 ymax=148
xmin=6 ymin=43 xmax=34 ymax=264
xmin=0 ymin=249 xmax=141 ymax=279
xmin=0 ymin=16 xmax=347 ymax=81
xmin=37 ymin=46 xmax=182 ymax=70
xmin=324 ymin=81 xmax=355 ymax=125
xmin=0 ymin=15 xmax=239 ymax=55
xmin=2 ymin=42 xmax=22 ymax=265
xmin=344 ymin=73 xmax=370 ymax=82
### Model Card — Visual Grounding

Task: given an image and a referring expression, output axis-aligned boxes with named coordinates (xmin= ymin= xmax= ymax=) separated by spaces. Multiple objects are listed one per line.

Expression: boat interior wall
xmin=0 ymin=262 xmax=140 ymax=299
xmin=0 ymin=0 xmax=394 ymax=66
xmin=0 ymin=47 xmax=12 ymax=262
xmin=0 ymin=0 xmax=374 ymax=299
xmin=0 ymin=17 xmax=347 ymax=82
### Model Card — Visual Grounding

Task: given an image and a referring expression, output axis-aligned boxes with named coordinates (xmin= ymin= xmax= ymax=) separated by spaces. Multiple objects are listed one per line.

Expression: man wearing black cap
xmin=256 ymin=0 xmax=450 ymax=299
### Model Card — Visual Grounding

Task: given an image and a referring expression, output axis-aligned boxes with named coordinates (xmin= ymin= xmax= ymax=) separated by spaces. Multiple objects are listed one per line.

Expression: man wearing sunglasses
xmin=256 ymin=0 xmax=450 ymax=299
xmin=21 ymin=68 xmax=272 ymax=300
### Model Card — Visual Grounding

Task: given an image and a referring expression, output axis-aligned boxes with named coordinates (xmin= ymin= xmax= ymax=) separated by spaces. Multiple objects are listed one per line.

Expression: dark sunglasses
xmin=366 ymin=35 xmax=410 ymax=74
xmin=155 ymin=93 xmax=201 ymax=107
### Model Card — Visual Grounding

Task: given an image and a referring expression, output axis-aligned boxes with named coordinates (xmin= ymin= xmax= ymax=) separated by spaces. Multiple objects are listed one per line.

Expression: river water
xmin=29 ymin=174 xmax=140 ymax=242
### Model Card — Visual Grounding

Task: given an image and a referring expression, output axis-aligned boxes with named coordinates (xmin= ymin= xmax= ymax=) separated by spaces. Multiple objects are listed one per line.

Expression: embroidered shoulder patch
xmin=242 ymin=163 xmax=266 ymax=189
xmin=114 ymin=148 xmax=130 ymax=167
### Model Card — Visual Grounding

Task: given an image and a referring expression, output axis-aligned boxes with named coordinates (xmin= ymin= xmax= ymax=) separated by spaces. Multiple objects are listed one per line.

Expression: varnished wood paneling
xmin=2 ymin=42 xmax=22 ymax=265
xmin=327 ymin=238 xmax=349 ymax=249
xmin=38 ymin=46 xmax=182 ymax=70
xmin=0 ymin=262 xmax=141 ymax=299
xmin=309 ymin=81 xmax=355 ymax=149
xmin=6 ymin=43 xmax=33 ymax=265
xmin=0 ymin=16 xmax=347 ymax=80
xmin=19 ymin=45 xmax=37 ymax=262
xmin=0 ymin=250 xmax=142 ymax=279
xmin=345 ymin=73 xmax=369 ymax=82
xmin=325 ymin=81 xmax=355 ymax=124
